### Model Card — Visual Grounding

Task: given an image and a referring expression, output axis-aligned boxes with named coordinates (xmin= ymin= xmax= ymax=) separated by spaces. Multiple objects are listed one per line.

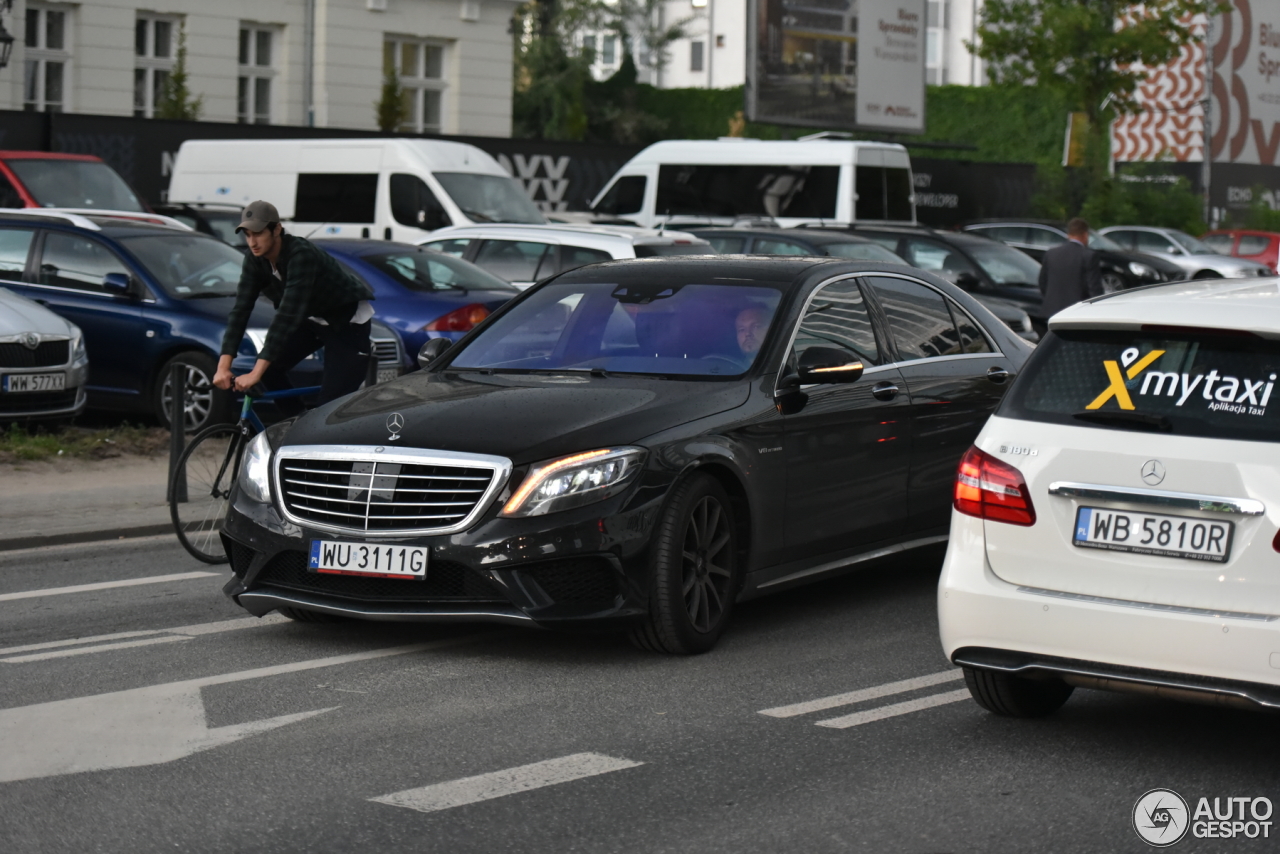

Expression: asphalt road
xmin=1 ymin=536 xmax=1277 ymax=853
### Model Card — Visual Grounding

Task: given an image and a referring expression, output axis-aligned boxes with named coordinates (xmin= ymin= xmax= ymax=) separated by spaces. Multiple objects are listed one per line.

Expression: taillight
xmin=425 ymin=303 xmax=490 ymax=332
xmin=954 ymin=446 xmax=1036 ymax=526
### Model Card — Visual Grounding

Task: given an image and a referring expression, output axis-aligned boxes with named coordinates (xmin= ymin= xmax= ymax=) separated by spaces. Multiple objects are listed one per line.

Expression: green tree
xmin=155 ymin=24 xmax=203 ymax=121
xmin=376 ymin=52 xmax=410 ymax=132
xmin=609 ymin=0 xmax=691 ymax=74
xmin=969 ymin=1 xmax=1226 ymax=184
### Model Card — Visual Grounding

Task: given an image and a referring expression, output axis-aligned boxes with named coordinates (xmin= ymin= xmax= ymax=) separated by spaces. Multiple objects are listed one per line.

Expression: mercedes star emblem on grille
xmin=386 ymin=412 xmax=405 ymax=441
xmin=1141 ymin=459 xmax=1166 ymax=486
xmin=20 ymin=332 xmax=40 ymax=350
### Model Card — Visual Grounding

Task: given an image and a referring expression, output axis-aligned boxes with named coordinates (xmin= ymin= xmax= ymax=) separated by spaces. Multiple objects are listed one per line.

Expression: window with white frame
xmin=384 ymin=37 xmax=449 ymax=134
xmin=238 ymin=24 xmax=277 ymax=124
xmin=135 ymin=15 xmax=179 ymax=118
xmin=24 ymin=5 xmax=71 ymax=112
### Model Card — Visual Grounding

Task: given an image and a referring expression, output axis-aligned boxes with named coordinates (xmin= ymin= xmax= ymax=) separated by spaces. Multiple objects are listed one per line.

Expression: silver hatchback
xmin=0 ymin=287 xmax=89 ymax=420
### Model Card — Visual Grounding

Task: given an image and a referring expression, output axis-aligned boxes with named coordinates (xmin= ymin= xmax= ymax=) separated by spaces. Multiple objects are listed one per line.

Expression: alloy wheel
xmin=680 ymin=495 xmax=734 ymax=633
xmin=160 ymin=363 xmax=215 ymax=433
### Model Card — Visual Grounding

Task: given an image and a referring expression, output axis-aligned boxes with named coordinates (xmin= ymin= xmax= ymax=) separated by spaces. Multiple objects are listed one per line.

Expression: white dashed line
xmin=370 ymin=753 xmax=644 ymax=814
xmin=814 ymin=688 xmax=973 ymax=729
xmin=0 ymin=614 xmax=290 ymax=663
xmin=758 ymin=669 xmax=964 ymax=718
xmin=2 ymin=635 xmax=194 ymax=663
xmin=0 ymin=571 xmax=219 ymax=602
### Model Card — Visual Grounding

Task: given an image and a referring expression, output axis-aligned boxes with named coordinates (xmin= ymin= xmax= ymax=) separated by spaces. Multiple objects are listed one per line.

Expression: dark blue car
xmin=314 ymin=239 xmax=517 ymax=358
xmin=0 ymin=211 xmax=404 ymax=432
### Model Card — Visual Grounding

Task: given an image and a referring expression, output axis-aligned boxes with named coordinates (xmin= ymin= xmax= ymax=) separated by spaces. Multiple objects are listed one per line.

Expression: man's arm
xmin=1084 ymin=247 xmax=1104 ymax=299
xmin=213 ymin=256 xmax=264 ymax=390
xmin=242 ymin=243 xmax=318 ymax=379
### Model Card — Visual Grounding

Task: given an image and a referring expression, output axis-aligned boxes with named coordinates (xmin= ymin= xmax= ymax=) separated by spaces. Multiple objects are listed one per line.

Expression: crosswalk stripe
xmin=758 ymin=669 xmax=964 ymax=718
xmin=815 ymin=688 xmax=972 ymax=729
xmin=0 ymin=571 xmax=219 ymax=602
xmin=1 ymin=635 xmax=193 ymax=663
xmin=370 ymin=753 xmax=644 ymax=814
xmin=0 ymin=614 xmax=289 ymax=659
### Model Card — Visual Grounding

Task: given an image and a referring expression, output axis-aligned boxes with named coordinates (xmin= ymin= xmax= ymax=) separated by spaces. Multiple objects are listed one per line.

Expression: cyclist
xmin=212 ymin=200 xmax=375 ymax=416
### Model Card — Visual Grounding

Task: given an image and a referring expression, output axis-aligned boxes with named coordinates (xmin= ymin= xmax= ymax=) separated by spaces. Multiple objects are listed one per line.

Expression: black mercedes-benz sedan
xmin=221 ymin=256 xmax=1032 ymax=653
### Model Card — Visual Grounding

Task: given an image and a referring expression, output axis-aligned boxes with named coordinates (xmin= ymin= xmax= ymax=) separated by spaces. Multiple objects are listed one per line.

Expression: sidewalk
xmin=0 ymin=455 xmax=173 ymax=550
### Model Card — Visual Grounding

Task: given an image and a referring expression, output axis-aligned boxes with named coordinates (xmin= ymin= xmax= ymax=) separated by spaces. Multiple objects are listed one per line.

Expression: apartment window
xmin=24 ymin=5 xmax=70 ymax=112
xmin=238 ymin=25 xmax=277 ymax=124
xmin=135 ymin=15 xmax=178 ymax=118
xmin=602 ymin=35 xmax=616 ymax=65
xmin=384 ymin=37 xmax=449 ymax=133
xmin=582 ymin=34 xmax=596 ymax=56
xmin=690 ymin=41 xmax=704 ymax=72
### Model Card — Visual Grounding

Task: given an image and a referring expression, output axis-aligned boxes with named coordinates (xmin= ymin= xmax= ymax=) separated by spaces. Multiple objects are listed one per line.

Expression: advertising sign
xmin=747 ymin=0 xmax=925 ymax=133
xmin=1209 ymin=0 xmax=1280 ymax=165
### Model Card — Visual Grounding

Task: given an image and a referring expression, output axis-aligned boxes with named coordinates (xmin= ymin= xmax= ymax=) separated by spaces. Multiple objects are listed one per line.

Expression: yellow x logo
xmin=1085 ymin=350 xmax=1165 ymax=410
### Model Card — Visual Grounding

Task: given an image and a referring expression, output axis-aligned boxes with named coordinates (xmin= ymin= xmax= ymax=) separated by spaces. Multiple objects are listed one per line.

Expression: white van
xmin=166 ymin=138 xmax=546 ymax=242
xmin=590 ymin=138 xmax=916 ymax=228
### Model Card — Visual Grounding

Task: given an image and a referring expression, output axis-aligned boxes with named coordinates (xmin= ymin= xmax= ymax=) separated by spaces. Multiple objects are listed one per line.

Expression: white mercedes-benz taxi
xmin=939 ymin=276 xmax=1280 ymax=716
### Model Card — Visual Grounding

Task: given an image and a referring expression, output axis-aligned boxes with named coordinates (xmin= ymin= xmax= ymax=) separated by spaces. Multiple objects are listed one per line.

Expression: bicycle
xmin=169 ymin=384 xmax=319 ymax=563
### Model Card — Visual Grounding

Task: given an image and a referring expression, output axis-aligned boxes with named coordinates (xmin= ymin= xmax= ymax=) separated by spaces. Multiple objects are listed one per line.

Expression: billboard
xmin=1209 ymin=0 xmax=1280 ymax=165
xmin=747 ymin=0 xmax=926 ymax=133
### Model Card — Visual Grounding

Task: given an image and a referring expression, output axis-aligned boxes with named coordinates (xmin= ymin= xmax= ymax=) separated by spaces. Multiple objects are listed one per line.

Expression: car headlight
xmin=1128 ymin=261 xmax=1159 ymax=279
xmin=68 ymin=323 xmax=86 ymax=362
xmin=239 ymin=430 xmax=273 ymax=503
xmin=501 ymin=447 xmax=646 ymax=518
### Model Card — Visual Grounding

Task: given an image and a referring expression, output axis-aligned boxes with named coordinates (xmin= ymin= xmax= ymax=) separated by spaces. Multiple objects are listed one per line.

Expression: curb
xmin=0 ymin=523 xmax=175 ymax=553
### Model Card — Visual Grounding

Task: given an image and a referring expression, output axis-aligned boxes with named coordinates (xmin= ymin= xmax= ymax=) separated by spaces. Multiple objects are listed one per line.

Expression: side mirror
xmin=796 ymin=346 xmax=864 ymax=384
xmin=102 ymin=272 xmax=133 ymax=295
xmin=422 ymin=208 xmax=450 ymax=231
xmin=954 ymin=271 xmax=980 ymax=291
xmin=417 ymin=337 xmax=452 ymax=368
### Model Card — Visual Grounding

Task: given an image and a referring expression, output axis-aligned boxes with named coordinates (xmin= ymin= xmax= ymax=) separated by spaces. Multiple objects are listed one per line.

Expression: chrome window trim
xmin=1047 ymin=481 xmax=1265 ymax=516
xmin=273 ymin=444 xmax=513 ymax=537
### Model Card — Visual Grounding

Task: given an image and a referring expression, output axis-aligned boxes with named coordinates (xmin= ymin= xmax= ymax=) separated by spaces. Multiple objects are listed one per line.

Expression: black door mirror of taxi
xmin=102 ymin=272 xmax=133 ymax=296
xmin=417 ymin=337 xmax=452 ymax=369
xmin=796 ymin=346 xmax=864 ymax=385
xmin=954 ymin=271 xmax=980 ymax=291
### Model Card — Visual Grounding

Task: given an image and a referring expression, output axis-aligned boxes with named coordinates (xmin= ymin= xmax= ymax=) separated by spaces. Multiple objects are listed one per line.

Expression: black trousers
xmin=261 ymin=318 xmax=372 ymax=417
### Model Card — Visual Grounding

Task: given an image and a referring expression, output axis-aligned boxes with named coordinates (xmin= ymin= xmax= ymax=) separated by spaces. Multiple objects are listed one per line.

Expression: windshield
xmin=450 ymin=280 xmax=785 ymax=378
xmin=1087 ymin=231 xmax=1124 ymax=251
xmin=364 ymin=249 xmax=516 ymax=292
xmin=825 ymin=242 xmax=903 ymax=262
xmin=633 ymin=243 xmax=716 ymax=257
xmin=1168 ymin=230 xmax=1217 ymax=255
xmin=119 ymin=233 xmax=245 ymax=298
xmin=8 ymin=159 xmax=145 ymax=212
xmin=432 ymin=173 xmax=545 ymax=224
xmin=965 ymin=241 xmax=1042 ymax=285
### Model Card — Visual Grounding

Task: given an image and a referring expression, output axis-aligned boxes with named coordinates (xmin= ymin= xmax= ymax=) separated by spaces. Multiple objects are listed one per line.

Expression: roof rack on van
xmin=0 ymin=209 xmax=101 ymax=230
xmin=797 ymin=131 xmax=856 ymax=141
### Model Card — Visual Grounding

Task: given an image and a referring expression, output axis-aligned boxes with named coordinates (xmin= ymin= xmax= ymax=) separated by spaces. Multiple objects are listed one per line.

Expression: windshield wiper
xmin=457 ymin=208 xmax=495 ymax=223
xmin=1072 ymin=410 xmax=1172 ymax=432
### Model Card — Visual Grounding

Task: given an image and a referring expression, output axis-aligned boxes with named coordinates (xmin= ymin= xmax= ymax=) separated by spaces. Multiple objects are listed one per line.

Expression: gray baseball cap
xmin=235 ymin=200 xmax=281 ymax=234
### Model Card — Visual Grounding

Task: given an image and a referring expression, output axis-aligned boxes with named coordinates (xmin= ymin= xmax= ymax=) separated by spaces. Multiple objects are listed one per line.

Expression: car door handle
xmin=986 ymin=366 xmax=1010 ymax=383
xmin=871 ymin=381 xmax=899 ymax=401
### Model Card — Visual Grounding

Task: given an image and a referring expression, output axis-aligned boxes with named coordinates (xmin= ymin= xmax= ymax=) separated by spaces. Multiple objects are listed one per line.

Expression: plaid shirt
xmin=220 ymin=234 xmax=374 ymax=363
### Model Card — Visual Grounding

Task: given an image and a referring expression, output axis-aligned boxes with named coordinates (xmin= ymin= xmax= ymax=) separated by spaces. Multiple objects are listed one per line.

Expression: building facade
xmin=0 ymin=0 xmax=521 ymax=136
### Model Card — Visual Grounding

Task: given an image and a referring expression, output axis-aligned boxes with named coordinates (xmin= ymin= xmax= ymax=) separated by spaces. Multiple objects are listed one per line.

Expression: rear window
xmin=1001 ymin=329 xmax=1280 ymax=442
xmin=634 ymin=242 xmax=715 ymax=257
xmin=8 ymin=159 xmax=144 ymax=212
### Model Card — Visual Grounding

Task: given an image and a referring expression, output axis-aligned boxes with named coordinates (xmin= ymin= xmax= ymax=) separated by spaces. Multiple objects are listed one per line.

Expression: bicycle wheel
xmin=170 ymin=423 xmax=244 ymax=564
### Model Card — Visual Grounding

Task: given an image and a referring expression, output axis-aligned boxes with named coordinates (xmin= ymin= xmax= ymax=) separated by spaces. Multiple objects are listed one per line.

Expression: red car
xmin=0 ymin=151 xmax=148 ymax=212
xmin=1201 ymin=229 xmax=1280 ymax=273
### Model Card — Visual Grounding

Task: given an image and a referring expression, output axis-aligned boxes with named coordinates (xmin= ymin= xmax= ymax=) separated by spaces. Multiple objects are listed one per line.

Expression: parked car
xmin=810 ymin=224 xmax=1050 ymax=326
xmin=0 ymin=210 xmax=402 ymax=432
xmin=0 ymin=151 xmax=147 ymax=213
xmin=940 ymin=275 xmax=1280 ymax=716
xmin=220 ymin=255 xmax=1032 ymax=652
xmin=152 ymin=202 xmax=248 ymax=249
xmin=419 ymin=224 xmax=715 ymax=289
xmin=961 ymin=220 xmax=1184 ymax=292
xmin=313 ymin=239 xmax=519 ymax=358
xmin=1099 ymin=225 xmax=1271 ymax=279
xmin=687 ymin=226 xmax=1038 ymax=341
xmin=0 ymin=286 xmax=89 ymax=421
xmin=1201 ymin=229 xmax=1280 ymax=274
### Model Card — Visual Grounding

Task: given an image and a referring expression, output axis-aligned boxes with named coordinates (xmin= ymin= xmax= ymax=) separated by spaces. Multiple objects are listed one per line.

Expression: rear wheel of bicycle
xmin=171 ymin=423 xmax=243 ymax=564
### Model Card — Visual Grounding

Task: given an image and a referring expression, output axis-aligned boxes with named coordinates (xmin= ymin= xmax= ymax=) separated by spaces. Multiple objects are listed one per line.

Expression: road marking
xmin=815 ymin=688 xmax=972 ymax=729
xmin=371 ymin=753 xmax=644 ymax=814
xmin=0 ymin=633 xmax=492 ymax=784
xmin=0 ymin=614 xmax=290 ymax=662
xmin=758 ymin=669 xmax=964 ymax=718
xmin=3 ymin=636 xmax=193 ymax=663
xmin=0 ymin=571 xmax=219 ymax=602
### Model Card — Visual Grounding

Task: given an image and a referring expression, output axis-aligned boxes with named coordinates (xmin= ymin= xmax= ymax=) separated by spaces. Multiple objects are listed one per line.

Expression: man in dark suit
xmin=1039 ymin=217 xmax=1104 ymax=317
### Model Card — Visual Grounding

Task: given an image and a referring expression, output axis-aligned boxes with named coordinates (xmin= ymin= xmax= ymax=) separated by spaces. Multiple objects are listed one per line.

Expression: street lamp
xmin=0 ymin=0 xmax=14 ymax=72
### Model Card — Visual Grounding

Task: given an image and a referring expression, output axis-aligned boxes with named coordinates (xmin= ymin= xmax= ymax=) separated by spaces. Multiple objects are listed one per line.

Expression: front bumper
xmin=938 ymin=512 xmax=1280 ymax=709
xmin=221 ymin=479 xmax=668 ymax=629
xmin=0 ymin=358 xmax=89 ymax=419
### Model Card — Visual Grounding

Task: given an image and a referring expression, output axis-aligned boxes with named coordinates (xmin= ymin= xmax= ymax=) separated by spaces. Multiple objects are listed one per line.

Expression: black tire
xmin=1192 ymin=270 xmax=1222 ymax=279
xmin=156 ymin=351 xmax=234 ymax=433
xmin=278 ymin=606 xmax=346 ymax=623
xmin=963 ymin=667 xmax=1074 ymax=717
xmin=629 ymin=473 xmax=742 ymax=655
xmin=170 ymin=423 xmax=242 ymax=564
